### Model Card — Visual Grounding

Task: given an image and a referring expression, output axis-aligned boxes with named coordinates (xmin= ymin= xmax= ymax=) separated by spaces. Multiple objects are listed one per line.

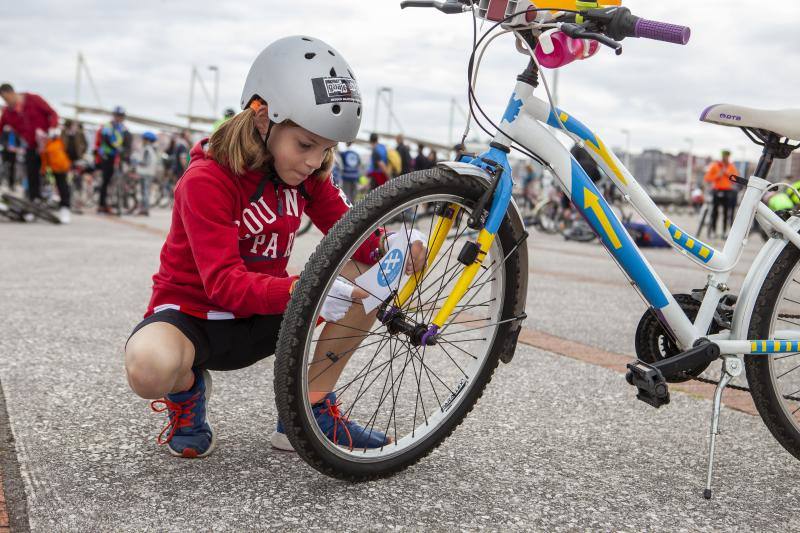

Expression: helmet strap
xmin=249 ymin=99 xmax=276 ymax=148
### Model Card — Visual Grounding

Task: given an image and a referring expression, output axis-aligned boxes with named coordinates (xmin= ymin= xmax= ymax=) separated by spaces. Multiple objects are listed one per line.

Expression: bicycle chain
xmin=639 ymin=299 xmax=800 ymax=401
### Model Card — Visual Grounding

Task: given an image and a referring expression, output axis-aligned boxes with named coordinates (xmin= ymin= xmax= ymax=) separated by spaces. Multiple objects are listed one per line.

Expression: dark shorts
xmin=127 ymin=309 xmax=284 ymax=371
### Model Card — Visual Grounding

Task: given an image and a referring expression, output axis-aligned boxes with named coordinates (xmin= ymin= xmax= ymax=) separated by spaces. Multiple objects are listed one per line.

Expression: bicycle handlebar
xmin=633 ymin=18 xmax=691 ymax=45
xmin=398 ymin=2 xmax=691 ymax=48
xmin=399 ymin=0 xmax=466 ymax=14
xmin=583 ymin=7 xmax=691 ymax=46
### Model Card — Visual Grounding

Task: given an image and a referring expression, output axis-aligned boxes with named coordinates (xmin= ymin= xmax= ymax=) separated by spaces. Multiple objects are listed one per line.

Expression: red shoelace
xmin=150 ymin=395 xmax=198 ymax=445
xmin=321 ymin=398 xmax=354 ymax=450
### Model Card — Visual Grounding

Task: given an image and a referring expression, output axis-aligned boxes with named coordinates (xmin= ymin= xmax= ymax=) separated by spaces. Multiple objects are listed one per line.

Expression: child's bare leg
xmin=308 ymin=260 xmax=377 ymax=403
xmin=125 ymin=322 xmax=195 ymax=399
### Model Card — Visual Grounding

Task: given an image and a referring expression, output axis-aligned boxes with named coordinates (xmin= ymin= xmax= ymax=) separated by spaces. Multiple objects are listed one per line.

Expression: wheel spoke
xmin=294 ymin=191 xmax=516 ymax=461
xmin=777 ymin=361 xmax=800 ymax=380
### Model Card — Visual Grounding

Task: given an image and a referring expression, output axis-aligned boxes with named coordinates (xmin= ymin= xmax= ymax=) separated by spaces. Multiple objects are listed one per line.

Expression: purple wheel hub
xmin=420 ymin=325 xmax=439 ymax=347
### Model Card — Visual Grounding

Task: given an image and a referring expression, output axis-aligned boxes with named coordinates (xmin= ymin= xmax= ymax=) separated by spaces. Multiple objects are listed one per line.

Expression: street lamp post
xmin=737 ymin=144 xmax=749 ymax=177
xmin=621 ymin=129 xmax=631 ymax=171
xmin=685 ymin=137 xmax=694 ymax=200
xmin=208 ymin=65 xmax=219 ymax=117
xmin=187 ymin=66 xmax=197 ymax=129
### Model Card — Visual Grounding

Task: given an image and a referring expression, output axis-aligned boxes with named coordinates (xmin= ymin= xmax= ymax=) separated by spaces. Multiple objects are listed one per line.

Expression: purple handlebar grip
xmin=635 ymin=18 xmax=691 ymax=45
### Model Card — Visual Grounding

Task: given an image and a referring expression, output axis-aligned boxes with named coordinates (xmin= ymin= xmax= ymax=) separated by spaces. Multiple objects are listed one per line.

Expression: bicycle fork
xmin=390 ymin=150 xmax=514 ymax=344
xmin=389 ymin=203 xmax=498 ymax=344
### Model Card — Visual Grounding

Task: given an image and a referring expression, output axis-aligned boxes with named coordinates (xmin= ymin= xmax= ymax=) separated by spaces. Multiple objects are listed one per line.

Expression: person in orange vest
xmin=703 ymin=149 xmax=738 ymax=238
xmin=40 ymin=127 xmax=73 ymax=223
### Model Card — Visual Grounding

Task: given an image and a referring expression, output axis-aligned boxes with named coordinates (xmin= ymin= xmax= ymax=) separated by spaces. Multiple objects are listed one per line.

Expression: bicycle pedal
xmin=626 ymin=360 xmax=670 ymax=408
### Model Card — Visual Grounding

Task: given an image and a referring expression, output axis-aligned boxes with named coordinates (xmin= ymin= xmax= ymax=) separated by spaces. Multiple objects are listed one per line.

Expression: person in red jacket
xmin=0 ymin=83 xmax=59 ymax=201
xmin=124 ymin=37 xmax=426 ymax=459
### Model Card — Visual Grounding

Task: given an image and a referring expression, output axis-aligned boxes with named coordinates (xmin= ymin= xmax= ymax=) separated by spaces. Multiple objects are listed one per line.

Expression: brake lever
xmin=400 ymin=0 xmax=467 ymax=14
xmin=585 ymin=31 xmax=623 ymax=55
xmin=560 ymin=23 xmax=623 ymax=55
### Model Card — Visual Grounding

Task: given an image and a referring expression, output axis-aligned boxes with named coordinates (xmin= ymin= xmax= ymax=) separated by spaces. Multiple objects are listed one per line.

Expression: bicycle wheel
xmin=123 ymin=187 xmax=139 ymax=214
xmin=1 ymin=194 xmax=61 ymax=224
xmin=274 ymin=167 xmax=526 ymax=480
xmin=152 ymin=175 xmax=172 ymax=208
xmin=561 ymin=217 xmax=597 ymax=243
xmin=0 ymin=201 xmax=25 ymax=222
xmin=745 ymin=242 xmax=800 ymax=460
xmin=533 ymin=199 xmax=560 ymax=234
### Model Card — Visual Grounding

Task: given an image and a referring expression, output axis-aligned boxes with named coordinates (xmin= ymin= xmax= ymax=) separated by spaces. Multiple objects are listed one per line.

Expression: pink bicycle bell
xmin=534 ymin=29 xmax=599 ymax=69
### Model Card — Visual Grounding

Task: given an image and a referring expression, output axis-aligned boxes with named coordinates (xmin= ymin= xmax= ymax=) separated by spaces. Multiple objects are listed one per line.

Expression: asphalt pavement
xmin=1 ymin=207 xmax=799 ymax=531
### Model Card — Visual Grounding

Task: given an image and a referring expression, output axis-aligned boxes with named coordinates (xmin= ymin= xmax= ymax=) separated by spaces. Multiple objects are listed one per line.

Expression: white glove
xmin=320 ymin=277 xmax=357 ymax=322
xmin=386 ymin=228 xmax=426 ymax=251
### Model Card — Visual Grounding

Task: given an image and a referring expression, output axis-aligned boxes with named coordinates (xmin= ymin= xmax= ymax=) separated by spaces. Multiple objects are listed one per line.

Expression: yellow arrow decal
xmin=583 ymin=188 xmax=622 ymax=249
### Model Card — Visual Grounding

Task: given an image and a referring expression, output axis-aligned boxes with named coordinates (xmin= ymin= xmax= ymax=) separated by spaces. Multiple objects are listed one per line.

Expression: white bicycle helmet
xmin=240 ymin=36 xmax=362 ymax=142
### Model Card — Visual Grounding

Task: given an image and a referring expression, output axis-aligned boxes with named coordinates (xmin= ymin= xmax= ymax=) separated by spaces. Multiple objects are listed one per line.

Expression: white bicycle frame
xmin=489 ymin=77 xmax=800 ymax=356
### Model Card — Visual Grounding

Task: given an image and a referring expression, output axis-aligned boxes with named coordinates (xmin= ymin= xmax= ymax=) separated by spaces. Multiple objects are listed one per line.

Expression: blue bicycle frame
xmin=424 ymin=75 xmax=800 ymax=357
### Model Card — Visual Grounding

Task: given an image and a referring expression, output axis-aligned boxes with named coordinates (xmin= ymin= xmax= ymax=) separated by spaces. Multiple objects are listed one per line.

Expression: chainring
xmin=634 ymin=294 xmax=721 ymax=383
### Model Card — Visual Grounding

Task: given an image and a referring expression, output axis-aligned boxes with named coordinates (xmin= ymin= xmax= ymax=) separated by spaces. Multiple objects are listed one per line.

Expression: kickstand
xmin=703 ymin=355 xmax=742 ymax=500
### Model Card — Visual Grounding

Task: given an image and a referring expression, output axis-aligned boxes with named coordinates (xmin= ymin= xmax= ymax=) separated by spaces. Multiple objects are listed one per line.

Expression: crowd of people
xmin=334 ymin=132 xmax=439 ymax=205
xmin=0 ymin=81 xmax=446 ymax=224
xmin=1 ymin=80 xmax=782 ymax=244
xmin=0 ymin=82 xmax=210 ymax=222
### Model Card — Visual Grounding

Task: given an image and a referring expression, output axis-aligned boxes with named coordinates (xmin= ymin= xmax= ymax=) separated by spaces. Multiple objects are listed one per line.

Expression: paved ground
xmin=1 ymin=207 xmax=799 ymax=531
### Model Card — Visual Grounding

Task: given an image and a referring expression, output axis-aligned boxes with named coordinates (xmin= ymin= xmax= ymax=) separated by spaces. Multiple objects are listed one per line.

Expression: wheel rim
xmin=768 ymin=261 xmax=800 ymax=431
xmin=299 ymin=194 xmax=509 ymax=462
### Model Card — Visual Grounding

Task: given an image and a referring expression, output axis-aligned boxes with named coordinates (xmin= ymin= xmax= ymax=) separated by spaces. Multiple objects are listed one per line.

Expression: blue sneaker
xmin=270 ymin=419 xmax=293 ymax=451
xmin=271 ymin=392 xmax=390 ymax=452
xmin=150 ymin=368 xmax=215 ymax=458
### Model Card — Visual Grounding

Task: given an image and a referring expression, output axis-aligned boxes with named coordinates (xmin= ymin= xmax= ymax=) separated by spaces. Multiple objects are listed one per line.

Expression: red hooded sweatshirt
xmin=145 ymin=140 xmax=379 ymax=320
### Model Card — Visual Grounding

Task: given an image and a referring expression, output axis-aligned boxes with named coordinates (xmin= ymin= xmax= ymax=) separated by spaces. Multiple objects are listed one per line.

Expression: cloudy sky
xmin=2 ymin=0 xmax=799 ymax=160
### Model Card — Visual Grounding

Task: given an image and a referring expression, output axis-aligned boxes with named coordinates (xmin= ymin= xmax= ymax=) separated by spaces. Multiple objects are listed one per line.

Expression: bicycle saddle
xmin=700 ymin=104 xmax=800 ymax=141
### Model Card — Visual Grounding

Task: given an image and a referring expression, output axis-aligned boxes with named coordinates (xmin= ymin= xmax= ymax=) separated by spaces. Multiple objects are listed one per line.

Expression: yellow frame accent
xmin=395 ymin=204 xmax=460 ymax=308
xmin=432 ymin=228 xmax=497 ymax=327
xmin=392 ymin=205 xmax=499 ymax=329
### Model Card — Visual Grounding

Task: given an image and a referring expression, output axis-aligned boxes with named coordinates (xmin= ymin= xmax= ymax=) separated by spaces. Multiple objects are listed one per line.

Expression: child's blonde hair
xmin=209 ymin=102 xmax=335 ymax=179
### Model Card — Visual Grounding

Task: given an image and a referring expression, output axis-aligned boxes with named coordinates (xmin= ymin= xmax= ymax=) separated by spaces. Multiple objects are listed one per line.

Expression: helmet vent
xmin=301 ymin=37 xmax=313 ymax=42
xmin=305 ymin=52 xmax=316 ymax=60
xmin=331 ymin=104 xmax=342 ymax=116
xmin=328 ymin=50 xmax=335 ymax=56
xmin=329 ymin=67 xmax=337 ymax=77
xmin=356 ymin=106 xmax=361 ymax=117
xmin=347 ymin=69 xmax=355 ymax=80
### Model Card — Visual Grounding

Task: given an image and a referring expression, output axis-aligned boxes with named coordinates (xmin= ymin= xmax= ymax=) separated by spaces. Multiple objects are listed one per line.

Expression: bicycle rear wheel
xmin=745 ymin=242 xmax=800 ymax=460
xmin=274 ymin=167 xmax=526 ymax=480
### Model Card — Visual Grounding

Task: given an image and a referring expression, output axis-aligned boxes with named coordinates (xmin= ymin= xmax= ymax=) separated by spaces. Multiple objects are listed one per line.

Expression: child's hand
xmin=320 ymin=278 xmax=365 ymax=322
xmin=386 ymin=229 xmax=427 ymax=275
xmin=406 ymin=240 xmax=427 ymax=275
